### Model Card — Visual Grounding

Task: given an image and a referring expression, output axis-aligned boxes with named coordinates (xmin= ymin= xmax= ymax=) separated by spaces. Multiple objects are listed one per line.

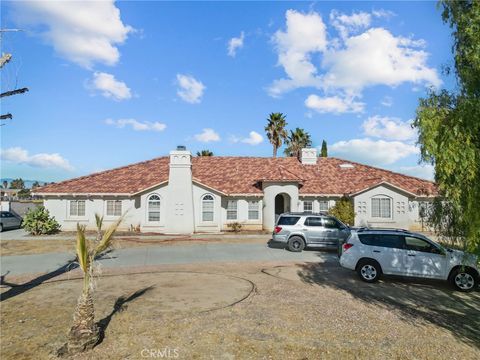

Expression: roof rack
xmin=355 ymin=227 xmax=410 ymax=233
xmin=283 ymin=211 xmax=329 ymax=216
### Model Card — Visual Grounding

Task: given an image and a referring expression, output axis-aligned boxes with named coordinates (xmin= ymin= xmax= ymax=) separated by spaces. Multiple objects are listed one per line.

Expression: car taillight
xmin=342 ymin=243 xmax=353 ymax=252
xmin=274 ymin=226 xmax=282 ymax=234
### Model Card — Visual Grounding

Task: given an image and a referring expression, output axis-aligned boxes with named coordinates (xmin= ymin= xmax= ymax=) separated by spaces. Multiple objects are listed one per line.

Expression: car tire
xmin=287 ymin=236 xmax=305 ymax=252
xmin=450 ymin=268 xmax=478 ymax=292
xmin=356 ymin=259 xmax=381 ymax=283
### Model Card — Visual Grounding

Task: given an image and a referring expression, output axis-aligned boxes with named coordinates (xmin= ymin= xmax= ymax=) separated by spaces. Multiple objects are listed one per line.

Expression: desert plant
xmin=227 ymin=222 xmax=242 ymax=232
xmin=22 ymin=206 xmax=61 ymax=235
xmin=328 ymin=196 xmax=354 ymax=226
xmin=62 ymin=213 xmax=123 ymax=355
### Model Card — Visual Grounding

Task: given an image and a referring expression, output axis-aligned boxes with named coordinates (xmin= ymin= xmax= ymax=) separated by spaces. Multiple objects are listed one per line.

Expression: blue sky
xmin=1 ymin=1 xmax=454 ymax=183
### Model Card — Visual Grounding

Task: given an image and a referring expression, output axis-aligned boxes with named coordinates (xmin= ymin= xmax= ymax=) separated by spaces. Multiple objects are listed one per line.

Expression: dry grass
xmin=1 ymin=261 xmax=479 ymax=360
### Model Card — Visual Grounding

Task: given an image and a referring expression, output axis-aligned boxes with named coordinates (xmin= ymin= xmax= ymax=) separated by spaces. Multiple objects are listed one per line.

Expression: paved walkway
xmin=1 ymin=242 xmax=334 ymax=276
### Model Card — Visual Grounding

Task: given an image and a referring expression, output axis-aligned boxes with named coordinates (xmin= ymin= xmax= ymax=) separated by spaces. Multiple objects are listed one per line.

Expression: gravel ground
xmin=1 ymin=260 xmax=479 ymax=360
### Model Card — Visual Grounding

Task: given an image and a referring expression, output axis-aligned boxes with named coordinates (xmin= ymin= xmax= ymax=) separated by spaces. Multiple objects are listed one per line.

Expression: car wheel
xmin=287 ymin=236 xmax=305 ymax=252
xmin=451 ymin=268 xmax=478 ymax=292
xmin=357 ymin=260 xmax=381 ymax=283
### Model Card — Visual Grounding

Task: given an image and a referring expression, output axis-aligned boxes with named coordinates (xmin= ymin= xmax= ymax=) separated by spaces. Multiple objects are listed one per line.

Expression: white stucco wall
xmin=299 ymin=197 xmax=337 ymax=212
xmin=220 ymin=197 xmax=264 ymax=231
xmin=192 ymin=183 xmax=222 ymax=232
xmin=353 ymin=185 xmax=422 ymax=229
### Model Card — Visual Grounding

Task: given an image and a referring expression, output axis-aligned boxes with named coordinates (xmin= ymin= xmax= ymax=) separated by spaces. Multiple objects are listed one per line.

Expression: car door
xmin=368 ymin=234 xmax=407 ymax=275
xmin=303 ymin=217 xmax=324 ymax=244
xmin=321 ymin=217 xmax=342 ymax=246
xmin=403 ymin=236 xmax=447 ymax=279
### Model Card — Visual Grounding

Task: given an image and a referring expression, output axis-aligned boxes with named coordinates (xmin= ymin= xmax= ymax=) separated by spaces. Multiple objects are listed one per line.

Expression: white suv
xmin=340 ymin=229 xmax=479 ymax=292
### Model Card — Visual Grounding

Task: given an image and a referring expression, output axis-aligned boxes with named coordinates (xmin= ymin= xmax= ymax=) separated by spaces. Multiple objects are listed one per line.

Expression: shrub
xmin=227 ymin=222 xmax=242 ymax=232
xmin=23 ymin=206 xmax=61 ymax=235
xmin=328 ymin=196 xmax=354 ymax=226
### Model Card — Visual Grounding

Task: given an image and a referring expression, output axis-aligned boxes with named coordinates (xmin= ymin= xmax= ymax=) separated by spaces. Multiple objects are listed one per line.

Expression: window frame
xmin=318 ymin=200 xmax=329 ymax=212
xmin=202 ymin=194 xmax=215 ymax=222
xmin=248 ymin=200 xmax=260 ymax=220
xmin=371 ymin=196 xmax=392 ymax=219
xmin=226 ymin=200 xmax=238 ymax=220
xmin=303 ymin=200 xmax=313 ymax=214
xmin=147 ymin=194 xmax=161 ymax=222
xmin=105 ymin=199 xmax=122 ymax=217
xmin=69 ymin=199 xmax=86 ymax=218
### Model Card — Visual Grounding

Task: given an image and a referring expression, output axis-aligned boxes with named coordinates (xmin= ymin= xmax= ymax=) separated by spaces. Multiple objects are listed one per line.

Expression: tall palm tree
xmin=64 ymin=214 xmax=123 ymax=355
xmin=284 ymin=127 xmax=312 ymax=158
xmin=196 ymin=149 xmax=214 ymax=156
xmin=264 ymin=112 xmax=288 ymax=157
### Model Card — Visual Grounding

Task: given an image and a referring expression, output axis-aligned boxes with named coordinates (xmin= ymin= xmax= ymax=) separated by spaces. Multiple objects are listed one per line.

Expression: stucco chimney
xmin=165 ymin=146 xmax=195 ymax=233
xmin=300 ymin=147 xmax=317 ymax=165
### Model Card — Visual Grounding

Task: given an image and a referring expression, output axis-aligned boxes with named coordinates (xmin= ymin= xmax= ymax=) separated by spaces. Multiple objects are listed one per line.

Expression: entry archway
xmin=274 ymin=193 xmax=291 ymax=222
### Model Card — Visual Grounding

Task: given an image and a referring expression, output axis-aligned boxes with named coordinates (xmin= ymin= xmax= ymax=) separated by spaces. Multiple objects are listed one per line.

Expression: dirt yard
xmin=1 ymin=258 xmax=479 ymax=360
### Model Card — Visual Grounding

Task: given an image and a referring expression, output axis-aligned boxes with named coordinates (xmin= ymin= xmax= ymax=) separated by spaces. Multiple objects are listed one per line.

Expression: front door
xmin=403 ymin=236 xmax=446 ymax=278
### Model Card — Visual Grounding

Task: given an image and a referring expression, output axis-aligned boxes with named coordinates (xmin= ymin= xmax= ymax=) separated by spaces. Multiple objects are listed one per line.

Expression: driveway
xmin=1 ymin=242 xmax=336 ymax=276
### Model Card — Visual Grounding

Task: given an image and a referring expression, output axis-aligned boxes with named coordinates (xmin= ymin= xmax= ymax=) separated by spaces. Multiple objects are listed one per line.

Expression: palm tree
xmin=196 ymin=149 xmax=214 ymax=156
xmin=284 ymin=128 xmax=312 ymax=158
xmin=264 ymin=112 xmax=288 ymax=157
xmin=64 ymin=214 xmax=123 ymax=355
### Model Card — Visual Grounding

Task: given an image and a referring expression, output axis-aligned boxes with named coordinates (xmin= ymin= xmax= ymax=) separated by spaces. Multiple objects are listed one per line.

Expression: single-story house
xmin=34 ymin=147 xmax=437 ymax=233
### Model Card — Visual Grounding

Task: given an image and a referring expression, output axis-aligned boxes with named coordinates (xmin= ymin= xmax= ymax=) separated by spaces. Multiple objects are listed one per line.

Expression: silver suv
xmin=271 ymin=212 xmax=350 ymax=252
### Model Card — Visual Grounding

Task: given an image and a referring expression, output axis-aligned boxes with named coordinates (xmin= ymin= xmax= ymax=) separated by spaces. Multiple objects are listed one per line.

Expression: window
xmin=69 ymin=200 xmax=86 ymax=217
xmin=371 ymin=197 xmax=392 ymax=218
xmin=318 ymin=200 xmax=329 ymax=211
xmin=202 ymin=194 xmax=214 ymax=221
xmin=227 ymin=200 xmax=237 ymax=220
xmin=305 ymin=217 xmax=323 ymax=227
xmin=322 ymin=217 xmax=341 ymax=229
xmin=106 ymin=200 xmax=122 ymax=217
xmin=405 ymin=236 xmax=440 ymax=253
xmin=148 ymin=194 xmax=161 ymax=222
xmin=248 ymin=201 xmax=260 ymax=220
xmin=303 ymin=200 xmax=313 ymax=213
xmin=278 ymin=216 xmax=300 ymax=226
xmin=358 ymin=234 xmax=404 ymax=249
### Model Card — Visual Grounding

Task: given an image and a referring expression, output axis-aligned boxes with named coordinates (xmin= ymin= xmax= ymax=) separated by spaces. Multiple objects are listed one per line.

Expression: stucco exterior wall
xmin=299 ymin=197 xmax=337 ymax=212
xmin=220 ymin=197 xmax=264 ymax=231
xmin=353 ymin=185 xmax=421 ymax=229
xmin=262 ymin=182 xmax=299 ymax=231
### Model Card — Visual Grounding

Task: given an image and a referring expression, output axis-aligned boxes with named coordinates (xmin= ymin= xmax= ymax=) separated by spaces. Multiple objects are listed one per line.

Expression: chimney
xmin=300 ymin=147 xmax=318 ymax=165
xmin=165 ymin=146 xmax=195 ymax=233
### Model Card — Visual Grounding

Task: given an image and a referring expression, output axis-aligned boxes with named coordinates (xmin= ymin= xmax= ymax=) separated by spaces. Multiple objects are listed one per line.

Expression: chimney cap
xmin=176 ymin=145 xmax=187 ymax=151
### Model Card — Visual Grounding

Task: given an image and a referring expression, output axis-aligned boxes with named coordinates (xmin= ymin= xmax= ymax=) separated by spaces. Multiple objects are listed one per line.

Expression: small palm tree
xmin=196 ymin=149 xmax=214 ymax=156
xmin=64 ymin=214 xmax=123 ymax=354
xmin=284 ymin=128 xmax=312 ymax=158
xmin=265 ymin=112 xmax=288 ymax=157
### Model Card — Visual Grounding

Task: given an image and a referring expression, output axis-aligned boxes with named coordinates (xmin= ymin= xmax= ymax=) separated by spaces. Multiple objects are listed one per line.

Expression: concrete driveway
xmin=1 ymin=242 xmax=335 ymax=276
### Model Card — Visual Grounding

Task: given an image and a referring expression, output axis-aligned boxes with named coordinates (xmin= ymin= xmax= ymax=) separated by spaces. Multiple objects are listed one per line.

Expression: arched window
xmin=148 ymin=194 xmax=161 ymax=222
xmin=202 ymin=194 xmax=214 ymax=221
xmin=371 ymin=195 xmax=392 ymax=218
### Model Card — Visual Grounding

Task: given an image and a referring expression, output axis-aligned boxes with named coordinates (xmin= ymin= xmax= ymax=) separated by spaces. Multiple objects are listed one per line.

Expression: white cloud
xmin=268 ymin=9 xmax=327 ymax=97
xmin=330 ymin=138 xmax=419 ymax=165
xmin=397 ymin=164 xmax=435 ymax=181
xmin=381 ymin=96 xmax=393 ymax=107
xmin=305 ymin=94 xmax=365 ymax=114
xmin=362 ymin=115 xmax=416 ymax=141
xmin=89 ymin=72 xmax=132 ymax=101
xmin=1 ymin=147 xmax=74 ymax=171
xmin=12 ymin=0 xmax=133 ymax=68
xmin=227 ymin=31 xmax=245 ymax=57
xmin=230 ymin=131 xmax=264 ymax=145
xmin=321 ymin=28 xmax=441 ymax=94
xmin=194 ymin=128 xmax=220 ymax=143
xmin=176 ymin=74 xmax=206 ymax=104
xmin=105 ymin=118 xmax=166 ymax=132
xmin=330 ymin=10 xmax=371 ymax=39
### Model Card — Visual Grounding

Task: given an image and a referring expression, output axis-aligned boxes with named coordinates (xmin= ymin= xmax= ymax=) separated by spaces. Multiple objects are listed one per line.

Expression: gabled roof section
xmin=34 ymin=155 xmax=437 ymax=197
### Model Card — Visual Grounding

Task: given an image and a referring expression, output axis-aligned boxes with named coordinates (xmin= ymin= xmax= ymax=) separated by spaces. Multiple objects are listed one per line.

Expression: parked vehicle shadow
xmin=96 ymin=286 xmax=154 ymax=346
xmin=0 ymin=250 xmax=114 ymax=302
xmin=296 ymin=258 xmax=480 ymax=349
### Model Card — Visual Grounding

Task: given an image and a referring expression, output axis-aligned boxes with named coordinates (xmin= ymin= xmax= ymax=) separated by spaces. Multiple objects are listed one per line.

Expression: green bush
xmin=23 ymin=206 xmax=61 ymax=235
xmin=227 ymin=222 xmax=242 ymax=232
xmin=328 ymin=196 xmax=354 ymax=226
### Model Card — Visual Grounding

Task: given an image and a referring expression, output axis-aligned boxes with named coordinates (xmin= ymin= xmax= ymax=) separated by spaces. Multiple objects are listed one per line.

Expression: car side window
xmin=305 ymin=217 xmax=323 ymax=227
xmin=405 ymin=236 xmax=438 ymax=253
xmin=323 ymin=218 xmax=340 ymax=229
xmin=359 ymin=234 xmax=404 ymax=249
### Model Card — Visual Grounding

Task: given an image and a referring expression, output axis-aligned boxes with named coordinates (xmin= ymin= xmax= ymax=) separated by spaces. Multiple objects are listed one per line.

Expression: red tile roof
xmin=35 ymin=156 xmax=437 ymax=197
